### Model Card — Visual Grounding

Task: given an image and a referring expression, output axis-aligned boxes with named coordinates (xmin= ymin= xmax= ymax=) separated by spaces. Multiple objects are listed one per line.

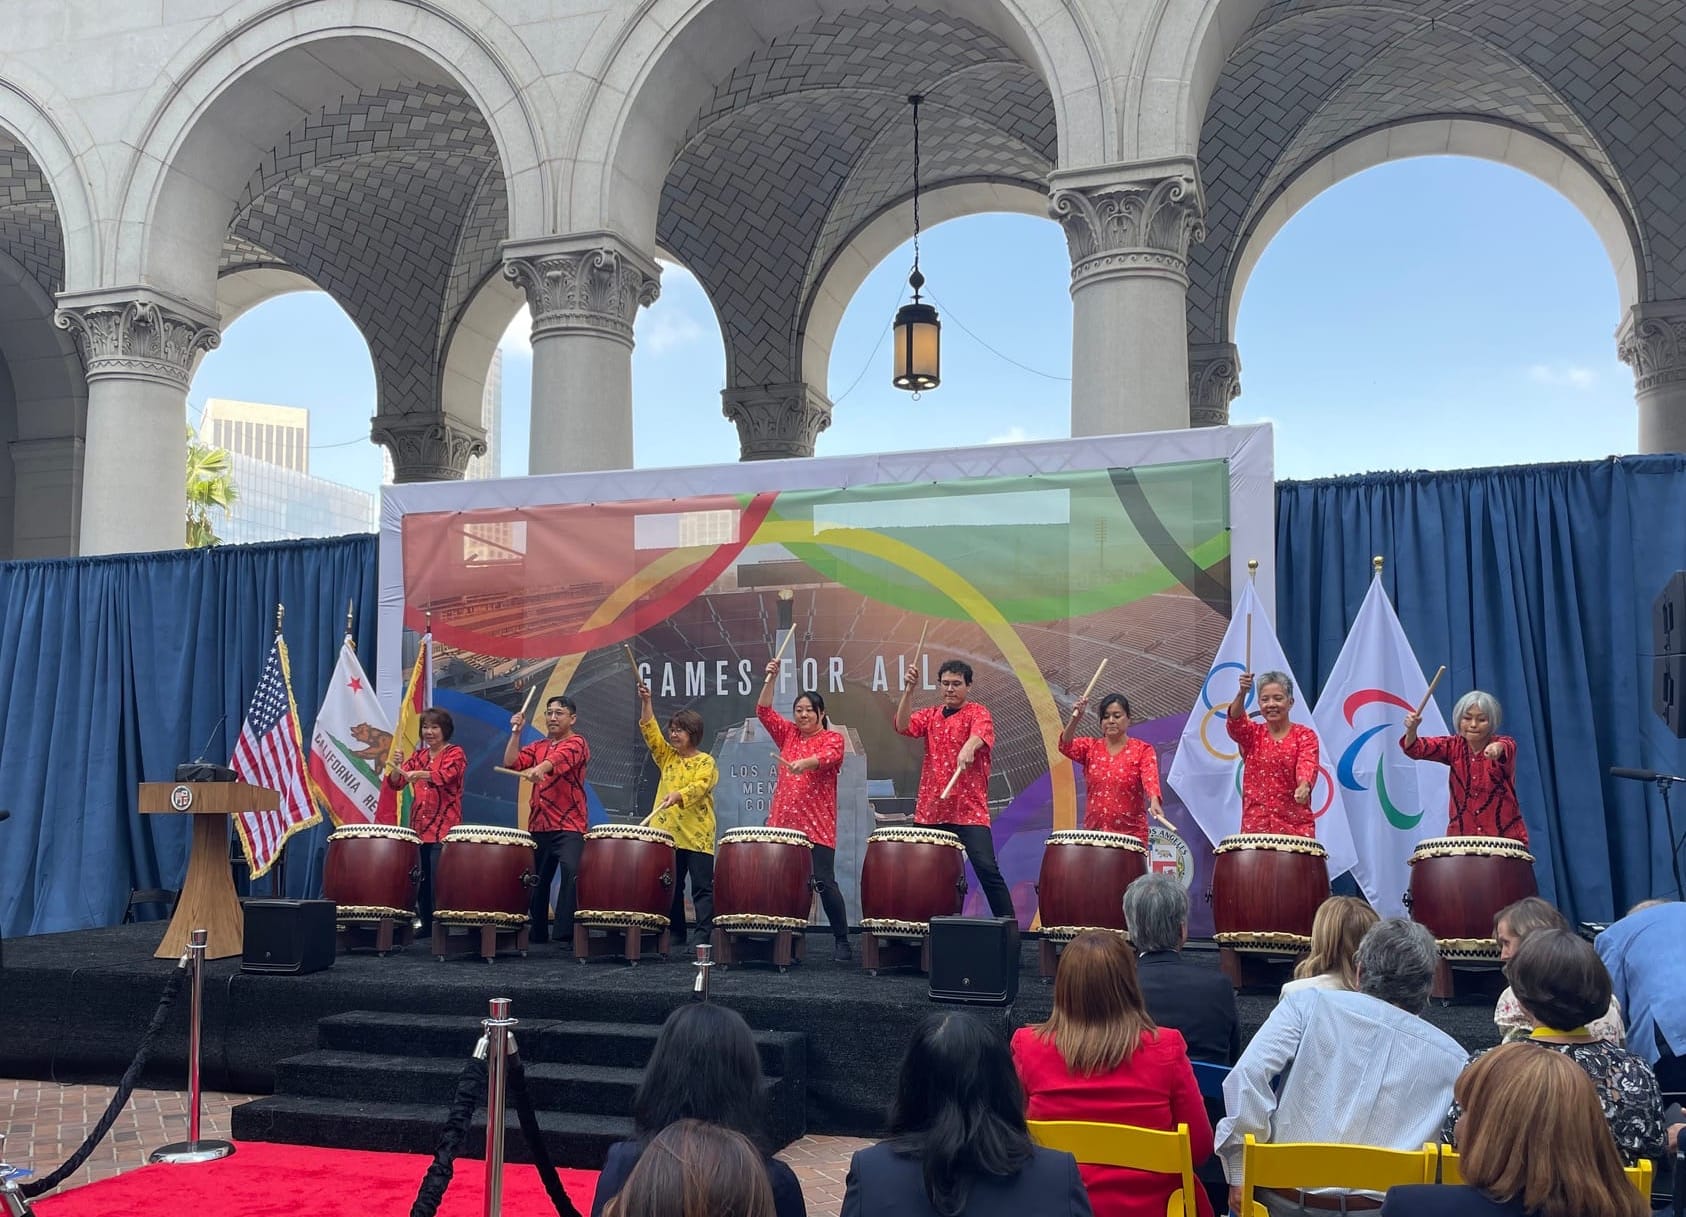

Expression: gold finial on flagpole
xmin=275 ymin=603 xmax=284 ymax=635
xmin=1247 ymin=559 xmax=1259 ymax=579
xmin=1373 ymin=555 xmax=1385 ymax=576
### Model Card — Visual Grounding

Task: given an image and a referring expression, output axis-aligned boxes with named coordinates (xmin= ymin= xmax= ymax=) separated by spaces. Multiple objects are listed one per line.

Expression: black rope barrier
xmin=21 ymin=960 xmax=188 ymax=1198
xmin=408 ymin=1054 xmax=487 ymax=1217
xmin=508 ymin=1053 xmax=582 ymax=1217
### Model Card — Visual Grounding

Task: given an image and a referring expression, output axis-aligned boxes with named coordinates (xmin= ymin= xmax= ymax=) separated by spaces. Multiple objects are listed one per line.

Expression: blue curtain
xmin=1277 ymin=456 xmax=1686 ymax=921
xmin=0 ymin=536 xmax=377 ymax=938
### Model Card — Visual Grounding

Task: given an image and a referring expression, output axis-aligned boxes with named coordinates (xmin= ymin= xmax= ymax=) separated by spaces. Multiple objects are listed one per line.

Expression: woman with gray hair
xmin=1399 ymin=689 xmax=1527 ymax=842
xmin=1226 ymin=669 xmax=1320 ymax=837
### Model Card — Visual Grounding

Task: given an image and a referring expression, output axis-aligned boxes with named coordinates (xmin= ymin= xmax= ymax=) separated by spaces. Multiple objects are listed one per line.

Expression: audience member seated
xmin=592 ymin=1003 xmax=806 ymax=1217
xmin=840 ymin=1010 xmax=1093 ymax=1217
xmin=1215 ymin=918 xmax=1466 ymax=1216
xmin=1125 ymin=874 xmax=1240 ymax=1066
xmin=1492 ymin=897 xmax=1624 ymax=1044
xmin=1447 ymin=928 xmax=1663 ymax=1167
xmin=1597 ymin=899 xmax=1686 ymax=1095
xmin=1012 ymin=930 xmax=1214 ymax=1217
xmin=1281 ymin=896 xmax=1377 ymax=995
xmin=1381 ymin=1042 xmax=1645 ymax=1217
xmin=604 ymin=1119 xmax=777 ymax=1217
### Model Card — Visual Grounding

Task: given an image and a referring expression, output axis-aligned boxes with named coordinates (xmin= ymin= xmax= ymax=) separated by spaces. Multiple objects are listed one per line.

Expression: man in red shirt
xmin=895 ymin=658 xmax=1015 ymax=919
xmin=504 ymin=695 xmax=591 ymax=947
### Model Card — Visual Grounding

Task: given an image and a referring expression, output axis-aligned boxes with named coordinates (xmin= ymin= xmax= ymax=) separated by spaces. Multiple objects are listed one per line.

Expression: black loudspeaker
xmin=1655 ymin=571 xmax=1686 ymax=656
xmin=241 ymin=899 xmax=337 ymax=975
xmin=1655 ymin=654 xmax=1686 ymax=739
xmin=928 ymin=916 xmax=1020 ymax=1006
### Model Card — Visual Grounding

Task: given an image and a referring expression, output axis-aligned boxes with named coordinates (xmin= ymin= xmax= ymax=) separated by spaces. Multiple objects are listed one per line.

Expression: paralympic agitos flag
xmin=1310 ymin=575 xmax=1449 ymax=916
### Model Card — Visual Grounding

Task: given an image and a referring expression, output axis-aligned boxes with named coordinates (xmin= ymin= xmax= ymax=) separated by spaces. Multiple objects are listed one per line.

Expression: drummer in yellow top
xmin=637 ymin=680 xmax=720 ymax=945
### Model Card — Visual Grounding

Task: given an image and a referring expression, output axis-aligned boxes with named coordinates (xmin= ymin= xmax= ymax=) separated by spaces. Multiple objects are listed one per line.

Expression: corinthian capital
xmin=54 ymin=289 xmax=220 ymax=389
xmin=1048 ymin=160 xmax=1205 ymax=288
xmin=1618 ymin=302 xmax=1686 ymax=393
xmin=371 ymin=412 xmax=486 ymax=483
xmin=502 ymin=233 xmax=661 ymax=348
xmin=723 ymin=383 xmax=833 ymax=460
xmin=1189 ymin=342 xmax=1242 ymax=428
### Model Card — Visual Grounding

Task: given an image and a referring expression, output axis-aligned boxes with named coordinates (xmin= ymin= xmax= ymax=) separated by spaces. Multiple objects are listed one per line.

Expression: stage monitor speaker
xmin=1655 ymin=571 xmax=1686 ymax=656
xmin=928 ymin=916 xmax=1020 ymax=1007
xmin=1656 ymin=654 xmax=1686 ymax=739
xmin=241 ymin=899 xmax=337 ymax=975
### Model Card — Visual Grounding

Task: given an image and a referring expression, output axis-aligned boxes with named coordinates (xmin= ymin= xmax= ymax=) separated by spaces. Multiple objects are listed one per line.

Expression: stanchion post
xmin=692 ymin=942 xmax=713 ymax=1002
xmin=481 ymin=997 xmax=518 ymax=1217
xmin=0 ymin=1132 xmax=37 ymax=1217
xmin=150 ymin=929 xmax=235 ymax=1164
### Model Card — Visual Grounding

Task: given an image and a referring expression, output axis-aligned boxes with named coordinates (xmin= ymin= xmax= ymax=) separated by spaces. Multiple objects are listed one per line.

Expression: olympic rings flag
xmin=1311 ymin=576 xmax=1449 ymax=916
xmin=1166 ymin=579 xmax=1359 ymax=880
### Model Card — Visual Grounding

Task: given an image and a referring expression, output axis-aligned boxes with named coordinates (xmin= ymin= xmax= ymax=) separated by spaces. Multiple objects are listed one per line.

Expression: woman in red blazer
xmin=1012 ymin=931 xmax=1214 ymax=1217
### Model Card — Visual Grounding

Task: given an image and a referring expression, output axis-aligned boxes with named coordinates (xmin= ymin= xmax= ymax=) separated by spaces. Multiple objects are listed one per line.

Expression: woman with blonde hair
xmin=1011 ymin=931 xmax=1213 ymax=1217
xmin=1282 ymin=896 xmax=1378 ymax=995
xmin=1381 ymin=1042 xmax=1644 ymax=1217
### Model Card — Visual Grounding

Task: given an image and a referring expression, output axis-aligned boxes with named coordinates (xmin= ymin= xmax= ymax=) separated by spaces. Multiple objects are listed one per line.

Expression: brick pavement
xmin=2 ymin=1078 xmax=867 ymax=1214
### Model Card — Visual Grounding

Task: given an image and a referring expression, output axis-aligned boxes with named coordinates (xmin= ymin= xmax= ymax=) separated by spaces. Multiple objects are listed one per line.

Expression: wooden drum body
xmin=1211 ymin=834 xmax=1329 ymax=953
xmin=714 ymin=827 xmax=814 ymax=931
xmin=1407 ymin=836 xmax=1537 ymax=961
xmin=859 ymin=826 xmax=967 ymax=938
xmin=434 ymin=826 xmax=537 ymax=928
xmin=1036 ymin=830 xmax=1148 ymax=941
xmin=575 ymin=825 xmax=676 ymax=933
xmin=323 ymin=824 xmax=421 ymax=920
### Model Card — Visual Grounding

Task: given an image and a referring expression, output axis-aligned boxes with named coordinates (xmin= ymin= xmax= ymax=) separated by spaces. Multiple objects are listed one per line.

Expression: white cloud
xmin=1527 ymin=363 xmax=1598 ymax=390
xmin=986 ymin=425 xmax=1038 ymax=445
xmin=499 ymin=306 xmax=532 ymax=354
xmin=640 ymin=309 xmax=707 ymax=355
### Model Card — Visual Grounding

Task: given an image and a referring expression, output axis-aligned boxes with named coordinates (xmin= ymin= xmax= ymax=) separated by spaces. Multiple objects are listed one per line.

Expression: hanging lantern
xmin=892 ymin=95 xmax=940 ymax=394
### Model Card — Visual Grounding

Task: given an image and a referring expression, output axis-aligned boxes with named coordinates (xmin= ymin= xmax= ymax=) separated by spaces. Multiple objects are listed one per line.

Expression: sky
xmin=187 ymin=155 xmax=1638 ymax=493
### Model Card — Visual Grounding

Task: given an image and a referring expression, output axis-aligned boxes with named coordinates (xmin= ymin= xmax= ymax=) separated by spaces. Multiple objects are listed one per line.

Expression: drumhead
xmin=718 ymin=826 xmax=813 ymax=848
xmin=586 ymin=824 xmax=676 ymax=846
xmin=1408 ymin=835 xmax=1534 ymax=863
xmin=443 ymin=825 xmax=536 ymax=848
xmin=327 ymin=824 xmax=420 ymax=843
xmin=1045 ymin=829 xmax=1147 ymax=854
xmin=866 ymin=826 xmax=965 ymax=849
xmin=1214 ymin=833 xmax=1328 ymax=857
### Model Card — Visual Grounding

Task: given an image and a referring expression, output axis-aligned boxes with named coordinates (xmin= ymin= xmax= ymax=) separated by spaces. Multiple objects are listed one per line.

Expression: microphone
xmin=193 ymin=715 xmax=229 ymax=765
xmin=1611 ymin=766 xmax=1659 ymax=782
xmin=0 ymin=810 xmax=10 ymax=822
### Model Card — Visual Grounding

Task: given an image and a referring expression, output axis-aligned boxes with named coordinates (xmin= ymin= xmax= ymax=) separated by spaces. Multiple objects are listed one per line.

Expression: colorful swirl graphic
xmin=1336 ymin=688 xmax=1423 ymax=830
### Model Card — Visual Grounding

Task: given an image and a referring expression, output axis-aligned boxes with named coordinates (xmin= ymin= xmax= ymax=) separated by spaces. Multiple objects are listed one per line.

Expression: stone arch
xmin=214 ymin=265 xmax=319 ymax=331
xmin=0 ymin=68 xmax=99 ymax=291
xmin=799 ymin=180 xmax=1052 ymax=390
xmin=1126 ymin=0 xmax=1269 ymax=161
xmin=111 ymin=0 xmax=550 ymax=303
xmin=438 ymin=267 xmax=523 ymax=465
xmin=568 ymin=0 xmax=1113 ymax=245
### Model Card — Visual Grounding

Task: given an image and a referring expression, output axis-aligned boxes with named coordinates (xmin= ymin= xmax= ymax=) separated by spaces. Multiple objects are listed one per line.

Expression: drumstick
xmin=772 ymin=627 xmax=795 ymax=666
xmin=911 ymin=621 xmax=929 ymax=668
xmin=940 ymin=763 xmax=964 ymax=800
xmin=622 ymin=642 xmax=642 ymax=682
xmin=1079 ymin=658 xmax=1109 ymax=703
xmin=1414 ymin=666 xmax=1446 ymax=716
xmin=518 ymin=685 xmax=538 ymax=720
xmin=493 ymin=765 xmax=528 ymax=780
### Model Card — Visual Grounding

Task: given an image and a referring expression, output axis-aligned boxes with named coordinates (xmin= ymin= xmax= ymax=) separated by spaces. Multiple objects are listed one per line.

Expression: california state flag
xmin=308 ymin=639 xmax=394 ymax=826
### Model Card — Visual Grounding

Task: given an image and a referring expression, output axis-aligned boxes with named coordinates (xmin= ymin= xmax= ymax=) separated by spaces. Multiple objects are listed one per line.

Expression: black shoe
xmin=832 ymin=939 xmax=852 ymax=962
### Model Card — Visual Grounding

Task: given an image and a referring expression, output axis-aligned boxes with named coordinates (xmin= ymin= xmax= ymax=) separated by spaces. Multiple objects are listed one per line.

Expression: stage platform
xmin=0 ymin=923 xmax=1504 ymax=1140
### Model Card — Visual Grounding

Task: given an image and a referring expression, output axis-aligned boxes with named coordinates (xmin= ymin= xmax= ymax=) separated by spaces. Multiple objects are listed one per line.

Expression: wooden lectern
xmin=139 ymin=781 xmax=278 ymax=960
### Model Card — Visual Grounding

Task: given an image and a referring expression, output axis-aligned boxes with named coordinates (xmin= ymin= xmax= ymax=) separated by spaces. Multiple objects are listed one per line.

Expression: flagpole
xmin=275 ymin=602 xmax=284 ymax=637
xmin=344 ymin=598 xmax=355 ymax=644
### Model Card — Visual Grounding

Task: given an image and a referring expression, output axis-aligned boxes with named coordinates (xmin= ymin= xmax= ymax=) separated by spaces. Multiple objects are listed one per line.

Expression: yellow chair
xmin=1238 ymin=1134 xmax=1439 ymax=1216
xmin=1439 ymin=1146 xmax=1652 ymax=1200
xmin=1027 ymin=1119 xmax=1199 ymax=1217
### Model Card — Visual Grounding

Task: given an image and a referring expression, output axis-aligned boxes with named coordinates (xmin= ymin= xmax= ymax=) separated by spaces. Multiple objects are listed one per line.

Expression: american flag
xmin=231 ymin=633 xmax=321 ymax=878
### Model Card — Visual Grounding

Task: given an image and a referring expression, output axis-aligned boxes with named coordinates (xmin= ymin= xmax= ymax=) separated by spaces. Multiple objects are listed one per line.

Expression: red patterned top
xmin=758 ymin=705 xmax=845 ymax=848
xmin=385 ymin=743 xmax=466 ymax=843
xmin=1400 ymin=733 xmax=1527 ymax=843
xmin=516 ymin=734 xmax=591 ymax=834
xmin=1058 ymin=735 xmax=1161 ymax=843
xmin=899 ymin=702 xmax=995 ymax=826
xmin=1226 ymin=716 xmax=1318 ymax=838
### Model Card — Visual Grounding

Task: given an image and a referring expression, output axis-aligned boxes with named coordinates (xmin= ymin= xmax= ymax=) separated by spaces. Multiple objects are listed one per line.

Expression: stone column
xmin=503 ymin=234 xmax=660 ymax=474
xmin=722 ymin=382 xmax=834 ymax=460
xmin=1049 ymin=161 xmax=1205 ymax=436
xmin=9 ymin=436 xmax=84 ymax=557
xmin=1189 ymin=342 xmax=1242 ymax=428
xmin=54 ymin=290 xmax=218 ymax=555
xmin=370 ymin=413 xmax=486 ymax=483
xmin=1618 ymin=302 xmax=1686 ymax=454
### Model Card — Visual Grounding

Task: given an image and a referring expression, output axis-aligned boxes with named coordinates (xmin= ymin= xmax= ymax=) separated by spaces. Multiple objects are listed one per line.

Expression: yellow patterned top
xmin=639 ymin=717 xmax=719 ymax=854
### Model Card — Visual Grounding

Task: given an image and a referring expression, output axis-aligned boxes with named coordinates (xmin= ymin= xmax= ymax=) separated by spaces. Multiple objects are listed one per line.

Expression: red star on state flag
xmin=347 ymin=676 xmax=363 ymax=693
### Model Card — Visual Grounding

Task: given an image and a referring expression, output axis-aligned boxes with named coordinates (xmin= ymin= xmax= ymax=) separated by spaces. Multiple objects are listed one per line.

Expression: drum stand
xmin=710 ymin=926 xmax=805 ymax=972
xmin=572 ymin=922 xmax=671 ymax=965
xmin=861 ymin=930 xmax=932 ymax=976
xmin=1218 ymin=946 xmax=1303 ymax=990
xmin=337 ymin=915 xmax=415 ymax=956
xmin=431 ymin=920 xmax=530 ymax=963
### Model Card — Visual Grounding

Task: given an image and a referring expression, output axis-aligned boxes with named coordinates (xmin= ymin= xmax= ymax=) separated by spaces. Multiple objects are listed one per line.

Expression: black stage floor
xmin=0 ymin=924 xmax=1503 ymax=1136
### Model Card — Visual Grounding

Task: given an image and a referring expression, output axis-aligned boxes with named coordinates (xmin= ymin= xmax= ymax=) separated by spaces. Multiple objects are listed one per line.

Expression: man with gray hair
xmin=1214 ymin=918 xmax=1466 ymax=1214
xmin=1126 ymin=873 xmax=1239 ymax=1066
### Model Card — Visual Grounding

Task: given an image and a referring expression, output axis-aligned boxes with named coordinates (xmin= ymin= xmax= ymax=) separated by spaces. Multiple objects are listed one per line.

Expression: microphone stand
xmin=1654 ymin=773 xmax=1686 ymax=902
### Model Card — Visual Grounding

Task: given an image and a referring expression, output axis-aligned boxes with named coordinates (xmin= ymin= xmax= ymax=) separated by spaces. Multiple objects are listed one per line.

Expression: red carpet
xmin=33 ymin=1140 xmax=599 ymax=1217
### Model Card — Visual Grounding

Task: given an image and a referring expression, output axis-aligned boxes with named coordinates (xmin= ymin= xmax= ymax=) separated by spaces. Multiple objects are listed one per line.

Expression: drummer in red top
xmin=894 ymin=658 xmax=1016 ymax=919
xmin=1399 ymin=689 xmax=1527 ymax=843
xmin=1225 ymin=671 xmax=1318 ymax=838
xmin=756 ymin=659 xmax=852 ymax=961
xmin=1059 ymin=692 xmax=1173 ymax=845
xmin=503 ymin=695 xmax=591 ymax=948
xmin=384 ymin=707 xmax=467 ymax=937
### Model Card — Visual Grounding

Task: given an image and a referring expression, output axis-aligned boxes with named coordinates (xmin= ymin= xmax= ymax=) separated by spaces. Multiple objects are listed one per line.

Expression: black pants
xmin=810 ymin=845 xmax=850 ymax=940
xmin=418 ymin=843 xmax=441 ymax=935
xmin=932 ymin=822 xmax=1016 ymax=919
xmin=670 ymin=849 xmax=714 ymax=939
xmin=529 ymin=830 xmax=583 ymax=944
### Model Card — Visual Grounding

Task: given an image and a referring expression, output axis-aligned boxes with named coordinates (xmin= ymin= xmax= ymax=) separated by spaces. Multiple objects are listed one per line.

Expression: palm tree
xmin=186 ymin=426 xmax=238 ymax=547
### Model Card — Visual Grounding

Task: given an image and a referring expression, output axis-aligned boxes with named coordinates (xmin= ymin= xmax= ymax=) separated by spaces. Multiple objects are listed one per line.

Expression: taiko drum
xmin=1406 ymin=836 xmax=1537 ymax=942
xmin=575 ymin=825 xmax=676 ymax=919
xmin=859 ymin=826 xmax=967 ymax=925
xmin=714 ymin=827 xmax=813 ymax=923
xmin=323 ymin=824 xmax=422 ymax=918
xmin=435 ymin=826 xmax=536 ymax=918
xmin=1036 ymin=830 xmax=1148 ymax=933
xmin=1210 ymin=834 xmax=1329 ymax=944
